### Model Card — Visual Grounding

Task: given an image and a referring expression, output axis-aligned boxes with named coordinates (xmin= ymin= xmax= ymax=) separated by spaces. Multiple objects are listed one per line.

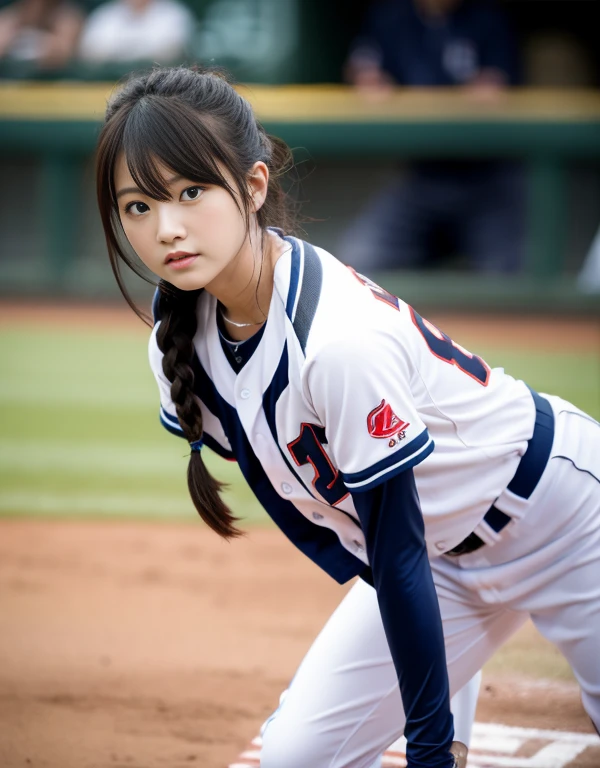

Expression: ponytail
xmin=155 ymin=282 xmax=242 ymax=539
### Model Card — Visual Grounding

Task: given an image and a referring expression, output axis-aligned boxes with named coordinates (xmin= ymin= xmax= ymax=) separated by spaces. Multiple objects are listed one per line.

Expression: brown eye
xmin=181 ymin=186 xmax=203 ymax=201
xmin=125 ymin=201 xmax=150 ymax=216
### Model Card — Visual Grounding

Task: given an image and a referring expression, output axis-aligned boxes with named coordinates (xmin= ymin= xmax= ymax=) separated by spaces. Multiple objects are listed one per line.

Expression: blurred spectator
xmin=341 ymin=0 xmax=525 ymax=274
xmin=578 ymin=225 xmax=600 ymax=294
xmin=0 ymin=0 xmax=83 ymax=70
xmin=78 ymin=0 xmax=194 ymax=65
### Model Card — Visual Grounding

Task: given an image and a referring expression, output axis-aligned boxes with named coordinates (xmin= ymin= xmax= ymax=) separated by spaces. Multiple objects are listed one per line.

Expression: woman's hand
xmin=450 ymin=740 xmax=468 ymax=768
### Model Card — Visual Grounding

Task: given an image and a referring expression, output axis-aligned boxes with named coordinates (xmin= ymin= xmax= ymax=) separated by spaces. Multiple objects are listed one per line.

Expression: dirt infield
xmin=0 ymin=520 xmax=599 ymax=768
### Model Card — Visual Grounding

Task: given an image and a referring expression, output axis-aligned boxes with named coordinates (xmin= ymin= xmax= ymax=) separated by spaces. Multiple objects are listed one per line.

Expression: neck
xmin=206 ymin=226 xmax=284 ymax=342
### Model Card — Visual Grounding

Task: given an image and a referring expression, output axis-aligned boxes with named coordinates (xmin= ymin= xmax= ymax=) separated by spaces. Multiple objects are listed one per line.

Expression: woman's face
xmin=114 ymin=154 xmax=263 ymax=293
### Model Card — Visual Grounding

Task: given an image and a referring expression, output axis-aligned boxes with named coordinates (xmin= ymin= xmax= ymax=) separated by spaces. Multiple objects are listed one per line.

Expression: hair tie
xmin=190 ymin=439 xmax=204 ymax=453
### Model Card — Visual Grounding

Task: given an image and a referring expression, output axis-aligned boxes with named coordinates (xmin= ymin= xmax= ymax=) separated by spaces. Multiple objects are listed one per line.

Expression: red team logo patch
xmin=367 ymin=400 xmax=409 ymax=444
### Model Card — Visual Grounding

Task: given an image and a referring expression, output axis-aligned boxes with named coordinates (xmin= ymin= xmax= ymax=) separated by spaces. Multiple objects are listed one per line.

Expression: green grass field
xmin=1 ymin=319 xmax=599 ymax=684
xmin=0 ymin=323 xmax=598 ymax=523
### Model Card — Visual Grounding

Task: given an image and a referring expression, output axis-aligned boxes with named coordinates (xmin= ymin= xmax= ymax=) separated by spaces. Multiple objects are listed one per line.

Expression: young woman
xmin=95 ymin=67 xmax=600 ymax=768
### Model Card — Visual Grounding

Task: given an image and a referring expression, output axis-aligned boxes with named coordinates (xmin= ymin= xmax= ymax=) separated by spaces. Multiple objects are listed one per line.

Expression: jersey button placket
xmin=235 ymin=380 xmax=260 ymax=454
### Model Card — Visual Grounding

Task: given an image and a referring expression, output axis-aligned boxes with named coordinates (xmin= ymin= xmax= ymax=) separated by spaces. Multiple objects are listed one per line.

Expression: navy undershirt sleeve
xmin=352 ymin=470 xmax=454 ymax=768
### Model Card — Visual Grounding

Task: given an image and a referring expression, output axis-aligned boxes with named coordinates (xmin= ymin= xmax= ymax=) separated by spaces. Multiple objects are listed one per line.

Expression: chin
xmin=166 ymin=272 xmax=209 ymax=292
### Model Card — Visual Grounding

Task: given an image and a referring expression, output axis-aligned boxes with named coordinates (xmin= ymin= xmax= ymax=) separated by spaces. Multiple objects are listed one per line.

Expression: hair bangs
xmin=121 ymin=96 xmax=239 ymax=203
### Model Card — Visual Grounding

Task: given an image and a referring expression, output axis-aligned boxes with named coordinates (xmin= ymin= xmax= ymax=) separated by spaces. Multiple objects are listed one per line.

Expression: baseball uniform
xmin=150 ymin=232 xmax=600 ymax=767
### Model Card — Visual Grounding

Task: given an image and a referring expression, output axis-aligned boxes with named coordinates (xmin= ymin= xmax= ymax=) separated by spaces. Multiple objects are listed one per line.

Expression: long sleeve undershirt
xmin=351 ymin=469 xmax=455 ymax=768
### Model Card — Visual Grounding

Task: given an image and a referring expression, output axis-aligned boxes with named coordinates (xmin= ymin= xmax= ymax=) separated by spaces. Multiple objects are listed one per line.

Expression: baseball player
xmin=96 ymin=67 xmax=600 ymax=768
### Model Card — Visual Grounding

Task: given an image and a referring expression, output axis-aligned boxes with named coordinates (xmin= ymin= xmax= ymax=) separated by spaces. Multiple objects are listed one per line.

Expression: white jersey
xmin=149 ymin=235 xmax=536 ymax=579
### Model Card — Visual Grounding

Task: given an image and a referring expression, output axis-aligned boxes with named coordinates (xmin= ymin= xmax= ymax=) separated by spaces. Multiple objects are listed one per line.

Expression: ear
xmin=248 ymin=161 xmax=269 ymax=212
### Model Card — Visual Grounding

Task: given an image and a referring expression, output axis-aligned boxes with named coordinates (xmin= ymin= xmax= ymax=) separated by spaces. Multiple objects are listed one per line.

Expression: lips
xmin=165 ymin=251 xmax=198 ymax=264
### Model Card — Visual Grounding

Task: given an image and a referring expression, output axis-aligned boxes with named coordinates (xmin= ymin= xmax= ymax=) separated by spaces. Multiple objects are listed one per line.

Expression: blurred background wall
xmin=0 ymin=0 xmax=599 ymax=310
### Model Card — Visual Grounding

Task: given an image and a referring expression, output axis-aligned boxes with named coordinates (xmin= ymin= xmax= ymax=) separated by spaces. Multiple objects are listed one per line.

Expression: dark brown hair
xmin=95 ymin=66 xmax=295 ymax=538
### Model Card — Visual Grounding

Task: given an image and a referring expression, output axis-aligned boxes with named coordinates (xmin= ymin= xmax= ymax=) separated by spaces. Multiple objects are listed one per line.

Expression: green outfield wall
xmin=1 ymin=84 xmax=599 ymax=312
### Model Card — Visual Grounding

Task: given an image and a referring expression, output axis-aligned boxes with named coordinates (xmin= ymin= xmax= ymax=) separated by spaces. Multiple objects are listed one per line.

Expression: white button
xmin=240 ymin=388 xmax=251 ymax=399
xmin=312 ymin=511 xmax=324 ymax=521
xmin=281 ymin=482 xmax=293 ymax=495
xmin=353 ymin=539 xmax=365 ymax=554
xmin=435 ymin=541 xmax=447 ymax=551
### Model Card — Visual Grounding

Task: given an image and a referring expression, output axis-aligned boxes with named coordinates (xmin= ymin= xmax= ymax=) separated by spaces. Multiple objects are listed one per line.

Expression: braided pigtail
xmin=155 ymin=282 xmax=242 ymax=539
xmin=96 ymin=68 xmax=301 ymax=536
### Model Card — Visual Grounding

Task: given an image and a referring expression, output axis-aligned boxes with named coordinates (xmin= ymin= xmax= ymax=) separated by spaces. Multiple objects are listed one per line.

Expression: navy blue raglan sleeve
xmin=305 ymin=333 xmax=453 ymax=764
xmin=352 ymin=470 xmax=455 ymax=768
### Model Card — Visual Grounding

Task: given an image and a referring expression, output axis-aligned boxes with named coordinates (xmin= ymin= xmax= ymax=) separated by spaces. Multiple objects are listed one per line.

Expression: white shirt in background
xmin=79 ymin=0 xmax=194 ymax=63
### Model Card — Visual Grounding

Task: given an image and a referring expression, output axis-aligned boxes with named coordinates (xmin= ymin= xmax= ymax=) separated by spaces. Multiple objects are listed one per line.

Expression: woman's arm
xmin=352 ymin=469 xmax=455 ymax=768
xmin=304 ymin=327 xmax=455 ymax=763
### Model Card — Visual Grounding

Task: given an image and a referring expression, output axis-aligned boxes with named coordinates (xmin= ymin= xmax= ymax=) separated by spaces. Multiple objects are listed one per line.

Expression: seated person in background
xmin=578 ymin=224 xmax=600 ymax=294
xmin=0 ymin=0 xmax=83 ymax=70
xmin=78 ymin=0 xmax=194 ymax=65
xmin=341 ymin=0 xmax=525 ymax=274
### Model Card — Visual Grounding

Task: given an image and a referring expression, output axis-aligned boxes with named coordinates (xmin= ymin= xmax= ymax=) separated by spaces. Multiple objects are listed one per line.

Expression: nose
xmin=156 ymin=203 xmax=186 ymax=244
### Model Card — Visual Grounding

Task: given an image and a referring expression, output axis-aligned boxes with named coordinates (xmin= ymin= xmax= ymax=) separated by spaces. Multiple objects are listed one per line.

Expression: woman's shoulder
xmin=301 ymin=248 xmax=408 ymax=359
xmin=273 ymin=235 xmax=412 ymax=371
xmin=277 ymin=234 xmax=394 ymax=314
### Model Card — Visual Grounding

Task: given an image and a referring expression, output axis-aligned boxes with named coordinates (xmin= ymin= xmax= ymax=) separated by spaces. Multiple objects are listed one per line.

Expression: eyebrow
xmin=115 ymin=174 xmax=185 ymax=199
